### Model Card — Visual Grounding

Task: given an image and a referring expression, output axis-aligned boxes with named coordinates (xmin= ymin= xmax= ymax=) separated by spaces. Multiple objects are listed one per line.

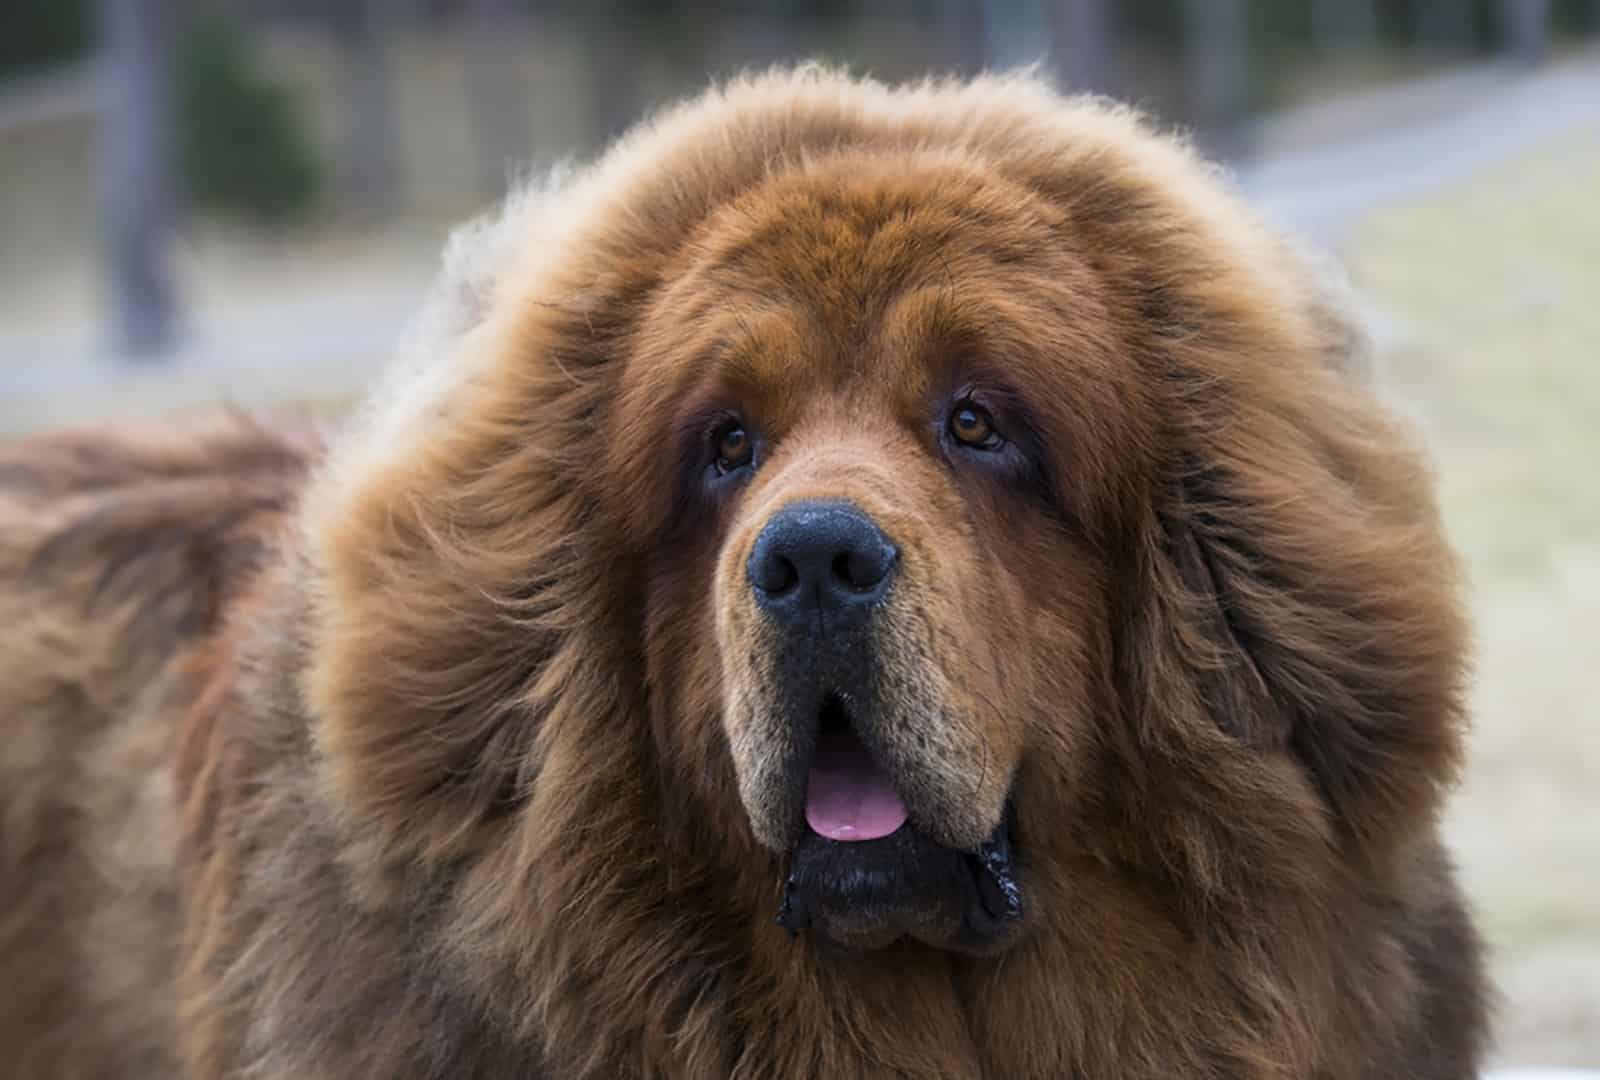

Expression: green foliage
xmin=176 ymin=16 xmax=319 ymax=225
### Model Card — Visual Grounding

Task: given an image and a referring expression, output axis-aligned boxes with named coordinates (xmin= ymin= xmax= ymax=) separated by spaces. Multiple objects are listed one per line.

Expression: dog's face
xmin=611 ymin=158 xmax=1153 ymax=951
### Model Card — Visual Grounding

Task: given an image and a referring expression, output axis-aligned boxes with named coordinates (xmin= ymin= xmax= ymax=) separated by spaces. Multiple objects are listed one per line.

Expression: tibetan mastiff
xmin=0 ymin=69 xmax=1487 ymax=1078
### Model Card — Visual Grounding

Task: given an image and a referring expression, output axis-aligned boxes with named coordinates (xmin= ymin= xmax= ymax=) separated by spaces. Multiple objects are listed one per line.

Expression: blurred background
xmin=1 ymin=0 xmax=1596 ymax=1069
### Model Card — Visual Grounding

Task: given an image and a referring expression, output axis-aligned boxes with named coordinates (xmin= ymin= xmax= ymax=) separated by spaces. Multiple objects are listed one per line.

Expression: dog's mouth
xmin=775 ymin=695 xmax=1023 ymax=953
xmin=802 ymin=695 xmax=909 ymax=842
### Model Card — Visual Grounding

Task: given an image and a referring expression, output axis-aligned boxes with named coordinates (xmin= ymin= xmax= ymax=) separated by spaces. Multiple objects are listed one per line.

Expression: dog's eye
xmin=714 ymin=423 xmax=754 ymax=474
xmin=949 ymin=402 xmax=1002 ymax=450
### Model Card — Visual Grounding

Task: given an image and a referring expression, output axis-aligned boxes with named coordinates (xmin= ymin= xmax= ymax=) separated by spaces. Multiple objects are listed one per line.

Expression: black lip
xmin=775 ymin=803 xmax=1022 ymax=951
xmin=775 ymin=865 xmax=809 ymax=937
xmin=962 ymin=803 xmax=1023 ymax=939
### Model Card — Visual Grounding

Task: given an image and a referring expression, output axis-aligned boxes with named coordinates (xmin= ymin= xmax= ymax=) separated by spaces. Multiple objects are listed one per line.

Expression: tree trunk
xmin=1499 ymin=0 xmax=1553 ymax=65
xmin=464 ymin=0 xmax=531 ymax=201
xmin=1050 ymin=0 xmax=1118 ymax=94
xmin=1419 ymin=1 xmax=1477 ymax=54
xmin=99 ymin=0 xmax=178 ymax=357
xmin=935 ymin=0 xmax=990 ymax=75
xmin=583 ymin=1 xmax=638 ymax=148
xmin=330 ymin=0 xmax=400 ymax=218
xmin=1310 ymin=0 xmax=1379 ymax=52
xmin=1180 ymin=0 xmax=1249 ymax=155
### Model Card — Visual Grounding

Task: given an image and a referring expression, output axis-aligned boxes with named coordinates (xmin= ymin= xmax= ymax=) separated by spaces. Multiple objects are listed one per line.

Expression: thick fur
xmin=0 ymin=69 xmax=1486 ymax=1078
xmin=0 ymin=417 xmax=317 ymax=1078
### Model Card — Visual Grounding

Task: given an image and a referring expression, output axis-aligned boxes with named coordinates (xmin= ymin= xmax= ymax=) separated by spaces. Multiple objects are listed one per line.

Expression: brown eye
xmin=949 ymin=402 xmax=1000 ymax=449
xmin=714 ymin=423 xmax=753 ymax=473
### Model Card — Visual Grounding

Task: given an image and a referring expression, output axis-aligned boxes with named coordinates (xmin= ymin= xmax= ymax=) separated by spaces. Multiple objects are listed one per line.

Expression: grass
xmin=1356 ymin=138 xmax=1600 ymax=577
xmin=1349 ymin=130 xmax=1600 ymax=1066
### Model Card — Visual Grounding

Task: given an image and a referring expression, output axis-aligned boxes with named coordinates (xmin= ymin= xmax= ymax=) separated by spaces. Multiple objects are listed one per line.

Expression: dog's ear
xmin=298 ymin=288 xmax=625 ymax=859
xmin=1156 ymin=456 xmax=1286 ymax=752
xmin=301 ymin=426 xmax=567 ymax=858
xmin=1143 ymin=364 xmax=1469 ymax=850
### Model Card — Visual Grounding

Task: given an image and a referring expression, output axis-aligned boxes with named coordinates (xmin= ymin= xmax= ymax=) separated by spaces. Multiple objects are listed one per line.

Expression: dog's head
xmin=301 ymin=71 xmax=1468 ymax=960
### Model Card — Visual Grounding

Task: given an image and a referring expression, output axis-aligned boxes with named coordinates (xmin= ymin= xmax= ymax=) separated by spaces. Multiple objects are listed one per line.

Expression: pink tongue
xmin=804 ymin=730 xmax=908 ymax=842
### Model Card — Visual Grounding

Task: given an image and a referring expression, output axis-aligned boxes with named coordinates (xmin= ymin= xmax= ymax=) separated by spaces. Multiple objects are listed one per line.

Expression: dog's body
xmin=0 ymin=420 xmax=315 ymax=1077
xmin=1 ymin=71 xmax=1486 ymax=1078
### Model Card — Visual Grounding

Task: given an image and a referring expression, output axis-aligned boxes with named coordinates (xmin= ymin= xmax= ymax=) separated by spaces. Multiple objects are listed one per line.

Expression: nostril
xmin=754 ymin=553 xmax=800 ymax=596
xmin=835 ymin=543 xmax=896 ymax=592
xmin=831 ymin=552 xmax=853 ymax=588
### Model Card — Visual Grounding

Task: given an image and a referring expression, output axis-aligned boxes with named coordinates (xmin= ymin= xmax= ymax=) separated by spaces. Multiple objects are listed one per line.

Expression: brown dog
xmin=0 ymin=69 xmax=1487 ymax=1078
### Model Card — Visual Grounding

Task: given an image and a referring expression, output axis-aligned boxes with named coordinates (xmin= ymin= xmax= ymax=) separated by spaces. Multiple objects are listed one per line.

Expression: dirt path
xmin=1238 ymin=51 xmax=1600 ymax=244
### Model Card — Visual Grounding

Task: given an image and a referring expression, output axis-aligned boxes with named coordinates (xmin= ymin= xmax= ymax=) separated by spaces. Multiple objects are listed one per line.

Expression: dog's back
xmin=0 ymin=416 xmax=317 ymax=1079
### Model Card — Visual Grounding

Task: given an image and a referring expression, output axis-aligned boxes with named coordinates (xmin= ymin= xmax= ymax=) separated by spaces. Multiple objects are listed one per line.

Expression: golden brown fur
xmin=0 ymin=69 xmax=1486 ymax=1078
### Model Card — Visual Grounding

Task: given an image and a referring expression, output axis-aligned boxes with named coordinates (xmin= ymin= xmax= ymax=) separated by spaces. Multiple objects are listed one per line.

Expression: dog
xmin=0 ymin=69 xmax=1487 ymax=1078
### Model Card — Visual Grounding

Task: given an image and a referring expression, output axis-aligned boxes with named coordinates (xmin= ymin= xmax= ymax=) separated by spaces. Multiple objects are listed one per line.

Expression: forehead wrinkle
xmin=694 ymin=250 xmax=951 ymax=410
xmin=673 ymin=158 xmax=1108 ymax=442
xmin=875 ymin=284 xmax=983 ymax=361
xmin=699 ymin=179 xmax=985 ymax=333
xmin=713 ymin=305 xmax=837 ymax=412
xmin=873 ymin=278 xmax=1060 ymax=392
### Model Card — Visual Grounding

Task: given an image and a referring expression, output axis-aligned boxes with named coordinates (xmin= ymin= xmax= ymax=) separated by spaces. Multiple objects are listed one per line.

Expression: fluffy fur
xmin=0 ymin=69 xmax=1486 ymax=1078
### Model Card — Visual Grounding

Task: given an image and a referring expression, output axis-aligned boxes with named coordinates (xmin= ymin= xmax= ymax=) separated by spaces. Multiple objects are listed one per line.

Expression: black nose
xmin=748 ymin=500 xmax=898 ymax=629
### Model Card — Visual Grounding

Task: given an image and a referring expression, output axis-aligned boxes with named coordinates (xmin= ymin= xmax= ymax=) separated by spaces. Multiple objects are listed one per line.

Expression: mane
xmin=250 ymin=65 xmax=1480 ymax=1076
